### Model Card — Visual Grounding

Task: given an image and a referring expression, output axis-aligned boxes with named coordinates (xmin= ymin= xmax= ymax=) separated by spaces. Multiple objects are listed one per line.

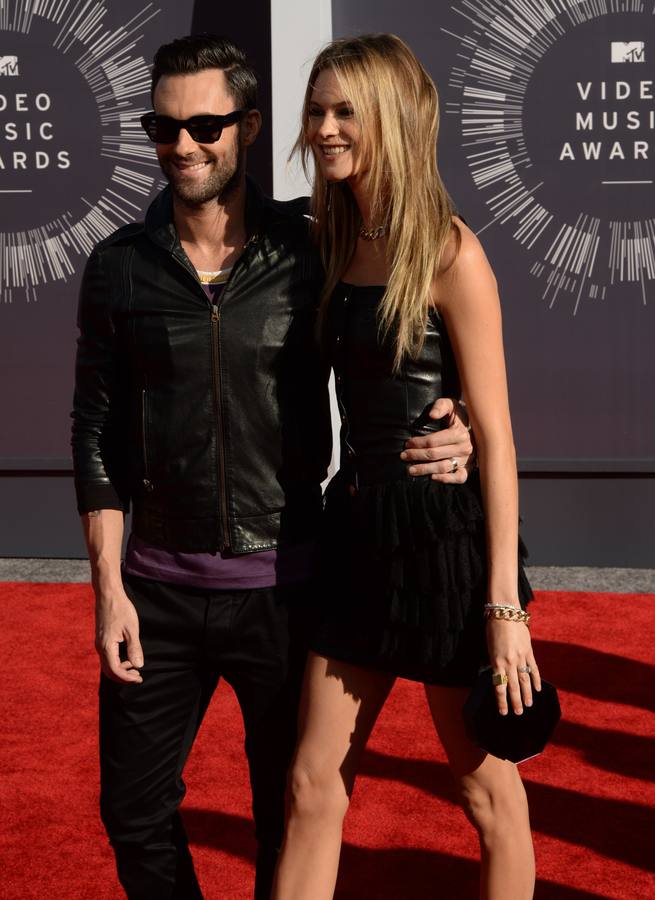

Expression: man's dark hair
xmin=151 ymin=34 xmax=257 ymax=110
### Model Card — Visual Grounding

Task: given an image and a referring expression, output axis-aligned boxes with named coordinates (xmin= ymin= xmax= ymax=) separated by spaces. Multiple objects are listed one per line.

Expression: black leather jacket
xmin=72 ymin=180 xmax=331 ymax=553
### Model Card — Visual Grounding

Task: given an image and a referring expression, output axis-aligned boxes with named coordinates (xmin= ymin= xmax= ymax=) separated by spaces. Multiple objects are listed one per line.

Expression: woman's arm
xmin=435 ymin=219 xmax=540 ymax=713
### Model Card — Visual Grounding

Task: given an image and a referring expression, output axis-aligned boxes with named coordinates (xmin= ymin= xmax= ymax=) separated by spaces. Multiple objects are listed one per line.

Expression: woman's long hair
xmin=295 ymin=34 xmax=458 ymax=371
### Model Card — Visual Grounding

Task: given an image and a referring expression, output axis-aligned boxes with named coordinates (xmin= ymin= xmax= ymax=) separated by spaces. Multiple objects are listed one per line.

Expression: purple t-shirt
xmin=123 ymin=532 xmax=317 ymax=589
xmin=122 ymin=268 xmax=317 ymax=590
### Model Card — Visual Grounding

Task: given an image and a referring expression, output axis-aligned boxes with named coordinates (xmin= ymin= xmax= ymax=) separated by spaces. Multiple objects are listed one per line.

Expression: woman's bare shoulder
xmin=434 ymin=216 xmax=498 ymax=307
xmin=451 ymin=216 xmax=490 ymax=268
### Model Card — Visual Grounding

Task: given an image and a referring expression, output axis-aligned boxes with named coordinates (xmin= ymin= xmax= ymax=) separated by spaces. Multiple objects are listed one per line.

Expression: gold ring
xmin=492 ymin=673 xmax=509 ymax=686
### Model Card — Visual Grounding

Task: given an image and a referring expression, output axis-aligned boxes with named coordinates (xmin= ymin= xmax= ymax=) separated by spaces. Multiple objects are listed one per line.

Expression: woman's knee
xmin=457 ymin=763 xmax=528 ymax=839
xmin=286 ymin=760 xmax=350 ymax=823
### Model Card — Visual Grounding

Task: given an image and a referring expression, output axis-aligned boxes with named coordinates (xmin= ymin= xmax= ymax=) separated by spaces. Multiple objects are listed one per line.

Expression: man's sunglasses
xmin=140 ymin=109 xmax=247 ymax=144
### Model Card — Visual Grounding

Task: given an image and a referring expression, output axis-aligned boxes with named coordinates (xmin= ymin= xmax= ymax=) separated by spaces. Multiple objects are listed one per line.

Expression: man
xmin=72 ymin=35 xmax=473 ymax=899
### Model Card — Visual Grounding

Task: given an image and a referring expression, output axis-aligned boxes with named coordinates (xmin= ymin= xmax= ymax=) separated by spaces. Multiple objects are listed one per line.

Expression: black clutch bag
xmin=463 ymin=668 xmax=561 ymax=763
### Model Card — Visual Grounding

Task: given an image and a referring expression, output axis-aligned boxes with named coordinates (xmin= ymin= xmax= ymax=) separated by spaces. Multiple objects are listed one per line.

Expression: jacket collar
xmin=144 ymin=175 xmax=268 ymax=255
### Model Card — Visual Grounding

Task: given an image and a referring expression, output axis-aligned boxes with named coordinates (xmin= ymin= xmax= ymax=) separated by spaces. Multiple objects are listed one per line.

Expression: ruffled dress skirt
xmin=311 ymin=467 xmax=533 ymax=687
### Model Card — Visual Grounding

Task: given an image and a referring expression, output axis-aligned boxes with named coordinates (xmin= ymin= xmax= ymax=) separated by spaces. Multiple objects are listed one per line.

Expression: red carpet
xmin=1 ymin=584 xmax=653 ymax=899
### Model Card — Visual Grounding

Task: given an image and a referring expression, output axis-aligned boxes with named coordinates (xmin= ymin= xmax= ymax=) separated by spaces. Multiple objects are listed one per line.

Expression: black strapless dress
xmin=311 ymin=282 xmax=532 ymax=686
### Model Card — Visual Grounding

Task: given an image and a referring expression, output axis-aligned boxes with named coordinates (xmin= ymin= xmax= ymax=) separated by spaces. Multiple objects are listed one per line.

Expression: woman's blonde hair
xmin=295 ymin=33 xmax=458 ymax=371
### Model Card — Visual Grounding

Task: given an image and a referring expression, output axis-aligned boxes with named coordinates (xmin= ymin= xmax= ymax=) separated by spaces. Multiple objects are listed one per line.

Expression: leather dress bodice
xmin=327 ymin=282 xmax=461 ymax=484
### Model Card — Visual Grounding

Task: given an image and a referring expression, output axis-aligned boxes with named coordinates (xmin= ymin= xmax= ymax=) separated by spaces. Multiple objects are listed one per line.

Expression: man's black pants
xmin=99 ymin=572 xmax=310 ymax=900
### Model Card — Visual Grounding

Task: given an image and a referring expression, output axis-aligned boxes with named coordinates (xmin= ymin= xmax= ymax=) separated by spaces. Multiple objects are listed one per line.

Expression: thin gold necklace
xmin=358 ymin=224 xmax=388 ymax=241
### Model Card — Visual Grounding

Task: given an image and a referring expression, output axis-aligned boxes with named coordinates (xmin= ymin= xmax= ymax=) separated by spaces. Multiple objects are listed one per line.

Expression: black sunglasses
xmin=140 ymin=109 xmax=247 ymax=144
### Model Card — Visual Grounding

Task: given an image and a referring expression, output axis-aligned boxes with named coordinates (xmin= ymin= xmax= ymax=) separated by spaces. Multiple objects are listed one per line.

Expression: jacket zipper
xmin=141 ymin=388 xmax=153 ymax=492
xmin=210 ymin=302 xmax=230 ymax=551
xmin=170 ymin=238 xmax=259 ymax=552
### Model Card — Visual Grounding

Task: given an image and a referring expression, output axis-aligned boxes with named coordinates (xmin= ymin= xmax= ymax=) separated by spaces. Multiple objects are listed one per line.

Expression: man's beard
xmin=160 ymin=145 xmax=244 ymax=206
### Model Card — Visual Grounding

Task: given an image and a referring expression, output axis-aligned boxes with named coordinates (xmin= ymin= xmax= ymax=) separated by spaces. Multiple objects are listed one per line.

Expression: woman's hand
xmin=486 ymin=619 xmax=541 ymax=715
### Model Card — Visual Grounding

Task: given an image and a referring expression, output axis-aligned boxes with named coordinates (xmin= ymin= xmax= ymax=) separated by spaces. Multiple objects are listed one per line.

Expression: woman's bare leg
xmin=272 ymin=652 xmax=395 ymax=900
xmin=424 ymin=685 xmax=535 ymax=900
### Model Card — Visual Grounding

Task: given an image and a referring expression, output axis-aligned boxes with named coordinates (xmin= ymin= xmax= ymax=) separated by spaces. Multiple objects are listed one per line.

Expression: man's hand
xmin=81 ymin=509 xmax=142 ymax=683
xmin=95 ymin=585 xmax=144 ymax=684
xmin=400 ymin=397 xmax=475 ymax=483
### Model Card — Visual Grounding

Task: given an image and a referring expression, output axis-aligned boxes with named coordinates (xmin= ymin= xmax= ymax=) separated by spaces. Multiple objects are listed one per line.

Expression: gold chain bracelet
xmin=483 ymin=606 xmax=531 ymax=626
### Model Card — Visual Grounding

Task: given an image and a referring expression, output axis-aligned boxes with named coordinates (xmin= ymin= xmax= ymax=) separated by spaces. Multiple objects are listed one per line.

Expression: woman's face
xmin=307 ymin=68 xmax=363 ymax=184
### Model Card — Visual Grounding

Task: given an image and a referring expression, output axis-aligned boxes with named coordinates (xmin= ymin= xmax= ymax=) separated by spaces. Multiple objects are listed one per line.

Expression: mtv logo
xmin=0 ymin=55 xmax=19 ymax=76
xmin=611 ymin=41 xmax=645 ymax=63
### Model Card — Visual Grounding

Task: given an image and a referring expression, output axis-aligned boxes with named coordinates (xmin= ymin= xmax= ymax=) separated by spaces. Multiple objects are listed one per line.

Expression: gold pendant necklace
xmin=358 ymin=224 xmax=388 ymax=241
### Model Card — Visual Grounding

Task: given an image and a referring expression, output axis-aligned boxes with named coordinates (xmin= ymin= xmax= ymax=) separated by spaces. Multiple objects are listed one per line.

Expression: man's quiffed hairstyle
xmin=151 ymin=34 xmax=257 ymax=110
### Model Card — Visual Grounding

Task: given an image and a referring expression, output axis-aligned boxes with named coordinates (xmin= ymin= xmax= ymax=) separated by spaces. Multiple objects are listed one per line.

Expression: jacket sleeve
xmin=71 ymin=246 xmax=130 ymax=514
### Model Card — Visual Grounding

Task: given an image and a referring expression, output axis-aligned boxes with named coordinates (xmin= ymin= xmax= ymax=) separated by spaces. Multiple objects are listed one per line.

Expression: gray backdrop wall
xmin=1 ymin=0 xmax=653 ymax=564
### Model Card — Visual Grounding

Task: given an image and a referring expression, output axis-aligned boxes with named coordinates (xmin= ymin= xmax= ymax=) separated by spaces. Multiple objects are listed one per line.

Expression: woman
xmin=273 ymin=34 xmax=539 ymax=899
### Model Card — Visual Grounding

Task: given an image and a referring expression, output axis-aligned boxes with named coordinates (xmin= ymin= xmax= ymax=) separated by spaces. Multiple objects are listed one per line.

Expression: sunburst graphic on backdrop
xmin=444 ymin=0 xmax=655 ymax=311
xmin=0 ymin=0 xmax=166 ymax=303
